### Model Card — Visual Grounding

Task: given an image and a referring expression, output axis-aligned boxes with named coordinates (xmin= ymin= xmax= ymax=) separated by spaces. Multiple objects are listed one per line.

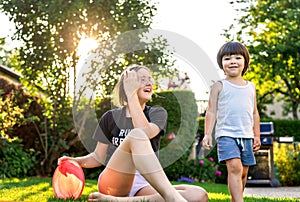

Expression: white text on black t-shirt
xmin=112 ymin=129 xmax=132 ymax=146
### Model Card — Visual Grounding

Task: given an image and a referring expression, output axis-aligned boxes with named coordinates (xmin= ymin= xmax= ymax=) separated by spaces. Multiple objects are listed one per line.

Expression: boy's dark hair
xmin=216 ymin=41 xmax=250 ymax=76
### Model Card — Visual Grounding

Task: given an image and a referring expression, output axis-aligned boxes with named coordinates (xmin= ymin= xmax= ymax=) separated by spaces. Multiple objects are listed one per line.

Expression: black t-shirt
xmin=93 ymin=105 xmax=167 ymax=162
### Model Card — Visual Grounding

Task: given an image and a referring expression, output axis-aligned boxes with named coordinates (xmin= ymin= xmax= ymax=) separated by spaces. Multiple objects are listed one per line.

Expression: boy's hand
xmin=202 ymin=135 xmax=213 ymax=150
xmin=253 ymin=136 xmax=261 ymax=151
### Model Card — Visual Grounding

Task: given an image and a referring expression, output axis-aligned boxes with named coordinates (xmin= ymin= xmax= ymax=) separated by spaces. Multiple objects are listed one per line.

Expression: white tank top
xmin=215 ymin=79 xmax=255 ymax=139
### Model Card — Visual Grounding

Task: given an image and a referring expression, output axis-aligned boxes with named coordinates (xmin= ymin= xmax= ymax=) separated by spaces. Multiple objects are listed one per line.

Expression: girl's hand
xmin=123 ymin=69 xmax=140 ymax=100
xmin=57 ymin=156 xmax=75 ymax=165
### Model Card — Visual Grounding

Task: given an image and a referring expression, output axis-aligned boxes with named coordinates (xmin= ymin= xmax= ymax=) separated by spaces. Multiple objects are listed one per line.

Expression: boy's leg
xmin=242 ymin=166 xmax=249 ymax=190
xmin=226 ymin=158 xmax=244 ymax=202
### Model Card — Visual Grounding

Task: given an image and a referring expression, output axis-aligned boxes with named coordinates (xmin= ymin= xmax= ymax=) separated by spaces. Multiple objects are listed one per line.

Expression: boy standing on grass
xmin=202 ymin=41 xmax=261 ymax=202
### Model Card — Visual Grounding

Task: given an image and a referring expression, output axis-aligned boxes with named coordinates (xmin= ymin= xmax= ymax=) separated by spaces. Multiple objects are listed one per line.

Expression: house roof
xmin=0 ymin=64 xmax=20 ymax=80
xmin=0 ymin=64 xmax=47 ymax=96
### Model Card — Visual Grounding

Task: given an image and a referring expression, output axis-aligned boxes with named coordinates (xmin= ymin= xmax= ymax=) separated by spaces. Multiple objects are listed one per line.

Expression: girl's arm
xmin=124 ymin=70 xmax=160 ymax=139
xmin=202 ymin=81 xmax=222 ymax=149
xmin=58 ymin=142 xmax=108 ymax=168
xmin=127 ymin=95 xmax=160 ymax=139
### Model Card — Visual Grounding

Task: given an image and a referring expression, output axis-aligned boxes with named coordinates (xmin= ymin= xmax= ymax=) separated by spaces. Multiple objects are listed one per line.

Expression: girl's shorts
xmin=129 ymin=171 xmax=150 ymax=196
xmin=217 ymin=136 xmax=256 ymax=166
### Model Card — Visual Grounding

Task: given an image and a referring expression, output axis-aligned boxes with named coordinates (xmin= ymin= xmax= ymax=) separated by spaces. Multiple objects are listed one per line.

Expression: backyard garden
xmin=1 ymin=0 xmax=300 ymax=201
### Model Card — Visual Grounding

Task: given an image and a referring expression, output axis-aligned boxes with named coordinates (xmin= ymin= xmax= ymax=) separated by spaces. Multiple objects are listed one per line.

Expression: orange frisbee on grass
xmin=52 ymin=159 xmax=85 ymax=199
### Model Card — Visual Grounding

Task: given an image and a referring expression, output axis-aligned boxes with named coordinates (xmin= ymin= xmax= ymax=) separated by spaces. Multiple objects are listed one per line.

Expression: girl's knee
xmin=128 ymin=128 xmax=148 ymax=140
xmin=174 ymin=185 xmax=208 ymax=202
xmin=188 ymin=187 xmax=208 ymax=202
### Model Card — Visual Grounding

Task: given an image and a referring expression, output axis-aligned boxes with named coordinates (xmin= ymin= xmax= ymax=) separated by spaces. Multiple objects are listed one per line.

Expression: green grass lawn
xmin=0 ymin=177 xmax=298 ymax=202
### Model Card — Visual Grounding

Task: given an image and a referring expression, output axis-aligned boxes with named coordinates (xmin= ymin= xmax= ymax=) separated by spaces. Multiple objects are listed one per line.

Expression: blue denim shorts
xmin=217 ymin=136 xmax=256 ymax=166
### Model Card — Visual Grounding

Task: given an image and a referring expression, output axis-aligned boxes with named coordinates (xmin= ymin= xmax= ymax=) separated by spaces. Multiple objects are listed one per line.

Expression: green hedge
xmin=149 ymin=90 xmax=198 ymax=137
xmin=263 ymin=119 xmax=300 ymax=141
xmin=149 ymin=90 xmax=199 ymax=180
xmin=198 ymin=118 xmax=300 ymax=142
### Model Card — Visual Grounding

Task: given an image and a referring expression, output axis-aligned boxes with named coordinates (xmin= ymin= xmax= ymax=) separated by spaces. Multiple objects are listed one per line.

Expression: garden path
xmin=244 ymin=187 xmax=300 ymax=199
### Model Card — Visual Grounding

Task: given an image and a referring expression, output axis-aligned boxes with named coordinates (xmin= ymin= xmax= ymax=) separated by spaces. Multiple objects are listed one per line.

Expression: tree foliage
xmin=224 ymin=0 xmax=300 ymax=119
xmin=0 ymin=0 xmax=175 ymax=175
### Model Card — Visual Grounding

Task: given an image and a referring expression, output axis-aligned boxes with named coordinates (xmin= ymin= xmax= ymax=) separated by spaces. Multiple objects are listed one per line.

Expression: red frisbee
xmin=52 ymin=159 xmax=85 ymax=199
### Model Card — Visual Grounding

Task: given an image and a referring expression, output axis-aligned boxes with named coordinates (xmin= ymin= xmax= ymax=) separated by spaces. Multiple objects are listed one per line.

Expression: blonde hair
xmin=112 ymin=64 xmax=151 ymax=107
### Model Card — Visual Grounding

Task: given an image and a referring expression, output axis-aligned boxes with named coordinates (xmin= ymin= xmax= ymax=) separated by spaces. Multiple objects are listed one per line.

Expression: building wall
xmin=265 ymin=100 xmax=299 ymax=119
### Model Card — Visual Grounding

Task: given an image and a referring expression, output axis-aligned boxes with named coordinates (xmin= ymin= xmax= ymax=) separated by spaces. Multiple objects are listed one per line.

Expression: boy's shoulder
xmin=212 ymin=80 xmax=223 ymax=90
xmin=247 ymin=80 xmax=256 ymax=89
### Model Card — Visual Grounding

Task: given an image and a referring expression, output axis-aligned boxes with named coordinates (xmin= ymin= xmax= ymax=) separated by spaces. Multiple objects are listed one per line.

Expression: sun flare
xmin=77 ymin=37 xmax=98 ymax=57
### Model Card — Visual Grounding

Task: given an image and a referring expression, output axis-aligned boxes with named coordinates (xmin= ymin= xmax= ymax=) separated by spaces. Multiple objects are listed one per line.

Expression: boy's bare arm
xmin=203 ymin=82 xmax=222 ymax=149
xmin=253 ymin=88 xmax=261 ymax=151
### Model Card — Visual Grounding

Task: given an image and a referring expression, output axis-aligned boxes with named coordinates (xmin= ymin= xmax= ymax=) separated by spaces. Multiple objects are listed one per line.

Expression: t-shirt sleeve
xmin=149 ymin=106 xmax=167 ymax=134
xmin=93 ymin=111 xmax=113 ymax=144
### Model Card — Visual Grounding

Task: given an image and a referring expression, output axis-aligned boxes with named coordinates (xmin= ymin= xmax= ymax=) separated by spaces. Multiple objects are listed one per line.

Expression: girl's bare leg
xmin=173 ymin=184 xmax=208 ymax=202
xmin=97 ymin=128 xmax=187 ymax=202
xmin=89 ymin=191 xmax=163 ymax=202
xmin=89 ymin=184 xmax=208 ymax=202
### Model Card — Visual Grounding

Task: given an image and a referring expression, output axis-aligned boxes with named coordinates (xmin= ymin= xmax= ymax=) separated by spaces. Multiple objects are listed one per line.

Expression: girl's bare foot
xmin=88 ymin=192 xmax=118 ymax=202
xmin=88 ymin=191 xmax=188 ymax=202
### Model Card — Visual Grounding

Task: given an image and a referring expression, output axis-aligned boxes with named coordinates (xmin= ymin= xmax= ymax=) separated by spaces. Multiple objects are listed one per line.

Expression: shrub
xmin=0 ymin=137 xmax=38 ymax=178
xmin=0 ymin=88 xmax=26 ymax=138
xmin=274 ymin=141 xmax=300 ymax=186
xmin=0 ymin=77 xmax=47 ymax=175
xmin=184 ymin=156 xmax=223 ymax=183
